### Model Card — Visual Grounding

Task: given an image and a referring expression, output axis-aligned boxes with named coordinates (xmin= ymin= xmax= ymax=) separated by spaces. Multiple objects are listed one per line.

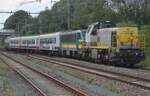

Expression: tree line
xmin=4 ymin=0 xmax=150 ymax=35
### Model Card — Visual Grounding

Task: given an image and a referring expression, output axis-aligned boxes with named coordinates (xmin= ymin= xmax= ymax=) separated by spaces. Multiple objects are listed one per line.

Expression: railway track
xmin=0 ymin=52 xmax=89 ymax=96
xmin=139 ymin=67 xmax=150 ymax=71
xmin=28 ymin=54 xmax=150 ymax=90
xmin=0 ymin=55 xmax=47 ymax=96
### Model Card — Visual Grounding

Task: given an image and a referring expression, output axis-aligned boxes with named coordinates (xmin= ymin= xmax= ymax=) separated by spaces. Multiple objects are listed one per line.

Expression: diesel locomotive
xmin=5 ymin=21 xmax=145 ymax=66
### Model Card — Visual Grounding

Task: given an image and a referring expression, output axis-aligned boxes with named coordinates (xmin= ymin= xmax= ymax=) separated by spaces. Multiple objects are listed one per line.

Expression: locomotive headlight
xmin=135 ymin=52 xmax=138 ymax=56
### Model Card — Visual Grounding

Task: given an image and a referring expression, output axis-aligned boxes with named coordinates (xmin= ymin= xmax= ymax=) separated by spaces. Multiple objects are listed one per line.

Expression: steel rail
xmin=29 ymin=54 xmax=150 ymax=90
xmin=0 ymin=56 xmax=47 ymax=96
xmin=139 ymin=68 xmax=150 ymax=71
xmin=1 ymin=52 xmax=89 ymax=96
xmin=30 ymin=55 xmax=150 ymax=82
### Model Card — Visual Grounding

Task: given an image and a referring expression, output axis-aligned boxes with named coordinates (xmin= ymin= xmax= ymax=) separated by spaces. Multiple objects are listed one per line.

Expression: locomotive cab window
xmin=99 ymin=21 xmax=116 ymax=29
xmin=76 ymin=33 xmax=81 ymax=39
xmin=111 ymin=31 xmax=117 ymax=47
xmin=91 ymin=25 xmax=98 ymax=36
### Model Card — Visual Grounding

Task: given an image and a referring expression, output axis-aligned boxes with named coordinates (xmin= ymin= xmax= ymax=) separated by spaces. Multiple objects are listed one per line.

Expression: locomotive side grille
xmin=139 ymin=35 xmax=146 ymax=50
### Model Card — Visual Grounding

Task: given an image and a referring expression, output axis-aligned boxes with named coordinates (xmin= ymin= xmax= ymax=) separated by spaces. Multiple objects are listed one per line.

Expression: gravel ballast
xmin=5 ymin=52 xmax=150 ymax=96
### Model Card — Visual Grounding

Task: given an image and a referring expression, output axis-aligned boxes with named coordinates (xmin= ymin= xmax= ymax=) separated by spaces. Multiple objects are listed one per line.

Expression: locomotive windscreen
xmin=99 ymin=21 xmax=116 ymax=29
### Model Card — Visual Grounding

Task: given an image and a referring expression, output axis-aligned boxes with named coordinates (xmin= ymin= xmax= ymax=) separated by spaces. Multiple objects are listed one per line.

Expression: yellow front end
xmin=117 ymin=27 xmax=140 ymax=49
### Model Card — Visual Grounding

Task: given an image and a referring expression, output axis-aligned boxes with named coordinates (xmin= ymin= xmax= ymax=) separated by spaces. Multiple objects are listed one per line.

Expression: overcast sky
xmin=0 ymin=0 xmax=60 ymax=29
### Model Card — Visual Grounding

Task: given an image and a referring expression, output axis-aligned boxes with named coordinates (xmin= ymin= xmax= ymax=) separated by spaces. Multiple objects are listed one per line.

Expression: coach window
xmin=24 ymin=40 xmax=26 ymax=44
xmin=29 ymin=40 xmax=31 ymax=44
xmin=13 ymin=40 xmax=15 ymax=44
xmin=43 ymin=39 xmax=45 ymax=44
xmin=27 ymin=40 xmax=29 ymax=44
xmin=42 ymin=39 xmax=45 ymax=44
xmin=22 ymin=40 xmax=26 ymax=44
xmin=32 ymin=40 xmax=34 ymax=44
xmin=32 ymin=40 xmax=33 ymax=44
xmin=33 ymin=40 xmax=35 ymax=44
xmin=50 ymin=38 xmax=52 ymax=43
xmin=22 ymin=41 xmax=24 ymax=44
xmin=30 ymin=40 xmax=33 ymax=44
xmin=47 ymin=39 xmax=50 ymax=44
xmin=11 ymin=41 xmax=13 ymax=44
xmin=77 ymin=33 xmax=81 ymax=39
xmin=45 ymin=39 xmax=47 ymax=44
xmin=48 ymin=39 xmax=49 ymax=44
xmin=15 ymin=41 xmax=17 ymax=44
xmin=40 ymin=40 xmax=42 ymax=44
xmin=44 ymin=39 xmax=46 ymax=43
xmin=30 ymin=40 xmax=32 ymax=44
xmin=42 ymin=39 xmax=44 ymax=44
xmin=32 ymin=39 xmax=35 ymax=44
xmin=44 ymin=39 xmax=46 ymax=44
xmin=49 ymin=38 xmax=52 ymax=43
xmin=41 ymin=39 xmax=43 ymax=44
xmin=15 ymin=40 xmax=16 ymax=44
xmin=51 ymin=38 xmax=56 ymax=44
xmin=46 ymin=39 xmax=48 ymax=44
xmin=40 ymin=39 xmax=43 ymax=44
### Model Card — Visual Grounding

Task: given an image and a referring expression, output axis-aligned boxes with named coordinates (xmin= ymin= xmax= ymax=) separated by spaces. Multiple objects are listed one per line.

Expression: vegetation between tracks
xmin=3 ymin=51 xmax=150 ymax=96
xmin=140 ymin=26 xmax=150 ymax=67
xmin=0 ymin=61 xmax=15 ymax=96
xmin=26 ymin=54 xmax=150 ymax=94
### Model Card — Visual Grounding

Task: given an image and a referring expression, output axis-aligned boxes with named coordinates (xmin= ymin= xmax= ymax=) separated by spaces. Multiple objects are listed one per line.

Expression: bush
xmin=140 ymin=25 xmax=150 ymax=66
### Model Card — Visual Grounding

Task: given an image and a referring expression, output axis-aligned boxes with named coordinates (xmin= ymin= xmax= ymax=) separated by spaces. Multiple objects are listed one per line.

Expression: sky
xmin=0 ymin=0 xmax=60 ymax=29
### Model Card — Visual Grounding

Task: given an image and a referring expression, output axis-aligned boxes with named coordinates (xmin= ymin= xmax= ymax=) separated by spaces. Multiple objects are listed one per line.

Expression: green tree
xmin=38 ymin=0 xmax=117 ymax=33
xmin=4 ymin=10 xmax=32 ymax=36
xmin=111 ymin=0 xmax=150 ymax=28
